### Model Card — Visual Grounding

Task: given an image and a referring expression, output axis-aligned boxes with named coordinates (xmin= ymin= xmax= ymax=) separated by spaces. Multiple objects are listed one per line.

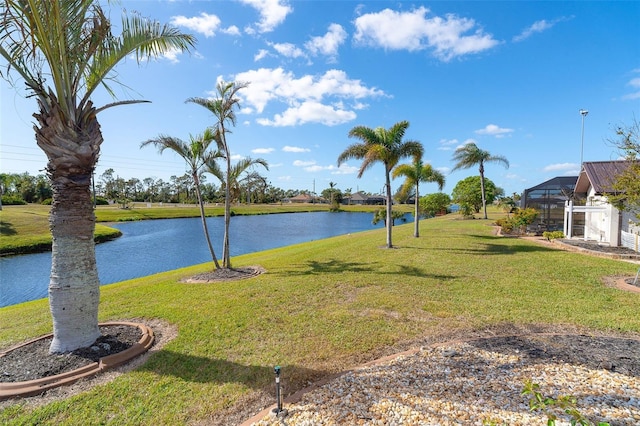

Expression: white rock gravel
xmin=250 ymin=342 xmax=640 ymax=426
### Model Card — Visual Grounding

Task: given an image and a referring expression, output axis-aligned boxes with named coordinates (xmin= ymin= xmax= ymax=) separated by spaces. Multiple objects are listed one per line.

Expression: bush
xmin=41 ymin=198 xmax=52 ymax=205
xmin=1 ymin=195 xmax=27 ymax=205
xmin=543 ymin=231 xmax=565 ymax=241
xmin=495 ymin=217 xmax=514 ymax=234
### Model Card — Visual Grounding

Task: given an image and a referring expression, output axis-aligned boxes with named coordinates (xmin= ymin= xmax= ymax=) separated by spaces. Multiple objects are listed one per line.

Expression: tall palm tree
xmin=451 ymin=142 xmax=509 ymax=220
xmin=187 ymin=81 xmax=248 ymax=269
xmin=205 ymin=155 xmax=268 ymax=268
xmin=338 ymin=121 xmax=423 ymax=248
xmin=393 ymin=157 xmax=445 ymax=237
xmin=0 ymin=0 xmax=195 ymax=353
xmin=141 ymin=130 xmax=221 ymax=269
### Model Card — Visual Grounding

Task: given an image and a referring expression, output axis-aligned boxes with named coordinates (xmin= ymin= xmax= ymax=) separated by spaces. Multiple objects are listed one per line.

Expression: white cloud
xmin=353 ymin=7 xmax=499 ymax=61
xmin=305 ymin=23 xmax=347 ymax=61
xmin=437 ymin=138 xmax=459 ymax=150
xmin=283 ymin=146 xmax=310 ymax=153
xmin=332 ymin=163 xmax=360 ymax=175
xmin=222 ymin=25 xmax=241 ymax=36
xmin=513 ymin=17 xmax=572 ymax=42
xmin=258 ymin=101 xmax=356 ymax=127
xmin=543 ymin=162 xmax=578 ymax=172
xmin=240 ymin=0 xmax=292 ymax=34
xmin=233 ymin=68 xmax=386 ymax=126
xmin=622 ymin=75 xmax=640 ymax=100
xmin=305 ymin=164 xmax=332 ymax=173
xmin=254 ymin=49 xmax=270 ymax=61
xmin=475 ymin=124 xmax=514 ymax=137
xmin=293 ymin=160 xmax=316 ymax=167
xmin=270 ymin=42 xmax=306 ymax=58
xmin=161 ymin=47 xmax=184 ymax=64
xmin=171 ymin=13 xmax=221 ymax=37
xmin=252 ymin=147 xmax=275 ymax=154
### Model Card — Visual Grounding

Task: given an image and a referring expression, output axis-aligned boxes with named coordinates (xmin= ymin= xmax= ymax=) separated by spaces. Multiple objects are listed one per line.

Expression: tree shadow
xmin=428 ymin=242 xmax=558 ymax=256
xmin=466 ymin=334 xmax=640 ymax=378
xmin=277 ymin=258 xmax=457 ymax=281
xmin=0 ymin=221 xmax=17 ymax=236
xmin=139 ymin=350 xmax=329 ymax=390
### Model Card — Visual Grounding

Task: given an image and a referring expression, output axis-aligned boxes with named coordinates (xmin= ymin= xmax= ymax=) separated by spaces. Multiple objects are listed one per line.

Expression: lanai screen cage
xmin=521 ymin=176 xmax=581 ymax=234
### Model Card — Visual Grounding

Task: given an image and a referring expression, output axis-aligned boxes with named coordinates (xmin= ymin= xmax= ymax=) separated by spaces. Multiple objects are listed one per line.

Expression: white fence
xmin=621 ymin=230 xmax=639 ymax=252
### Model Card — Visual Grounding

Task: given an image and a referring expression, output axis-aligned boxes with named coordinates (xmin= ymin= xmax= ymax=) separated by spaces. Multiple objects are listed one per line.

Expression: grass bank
xmin=1 ymin=213 xmax=638 ymax=425
xmin=0 ymin=203 xmax=404 ymax=255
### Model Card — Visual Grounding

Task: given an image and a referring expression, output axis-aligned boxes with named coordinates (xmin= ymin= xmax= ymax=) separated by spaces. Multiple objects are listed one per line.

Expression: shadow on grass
xmin=140 ymin=350 xmax=328 ymax=389
xmin=0 ymin=221 xmax=17 ymax=236
xmin=279 ymin=258 xmax=457 ymax=281
xmin=425 ymin=241 xmax=558 ymax=256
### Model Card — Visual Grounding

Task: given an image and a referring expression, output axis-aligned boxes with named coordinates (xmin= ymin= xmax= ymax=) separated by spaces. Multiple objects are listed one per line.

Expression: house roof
xmin=574 ymin=160 xmax=636 ymax=195
xmin=289 ymin=193 xmax=313 ymax=201
xmin=349 ymin=192 xmax=369 ymax=201
xmin=524 ymin=176 xmax=578 ymax=193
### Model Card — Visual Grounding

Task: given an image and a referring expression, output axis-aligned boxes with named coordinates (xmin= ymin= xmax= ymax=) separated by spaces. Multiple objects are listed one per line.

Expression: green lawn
xmin=1 ymin=211 xmax=639 ymax=425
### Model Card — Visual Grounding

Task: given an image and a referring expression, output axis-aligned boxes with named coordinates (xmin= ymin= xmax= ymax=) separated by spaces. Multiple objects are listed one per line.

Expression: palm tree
xmin=141 ymin=130 xmax=222 ymax=269
xmin=393 ymin=157 xmax=445 ymax=237
xmin=451 ymin=142 xmax=509 ymax=219
xmin=338 ymin=121 xmax=423 ymax=248
xmin=0 ymin=1 xmax=194 ymax=353
xmin=187 ymin=81 xmax=248 ymax=269
xmin=205 ymin=154 xmax=268 ymax=268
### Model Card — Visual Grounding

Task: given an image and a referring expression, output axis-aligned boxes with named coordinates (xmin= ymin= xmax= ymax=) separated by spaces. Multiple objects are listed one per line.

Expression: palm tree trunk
xmin=479 ymin=163 xmax=488 ymax=219
xmin=48 ymin=173 xmax=102 ymax=353
xmin=385 ymin=169 xmax=393 ymax=248
xmin=194 ymin=173 xmax=221 ymax=269
xmin=414 ymin=182 xmax=420 ymax=238
xmin=223 ymin=152 xmax=232 ymax=269
xmin=35 ymin=100 xmax=102 ymax=353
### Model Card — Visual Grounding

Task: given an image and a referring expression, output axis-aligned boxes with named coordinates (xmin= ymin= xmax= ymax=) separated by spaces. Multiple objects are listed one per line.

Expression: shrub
xmin=1 ymin=195 xmax=26 ymax=205
xmin=495 ymin=217 xmax=513 ymax=234
xmin=543 ymin=231 xmax=565 ymax=241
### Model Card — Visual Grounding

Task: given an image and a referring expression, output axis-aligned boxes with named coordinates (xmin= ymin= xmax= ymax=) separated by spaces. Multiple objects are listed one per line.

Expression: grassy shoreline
xmin=0 ymin=203 xmax=404 ymax=256
xmin=1 ymin=212 xmax=639 ymax=424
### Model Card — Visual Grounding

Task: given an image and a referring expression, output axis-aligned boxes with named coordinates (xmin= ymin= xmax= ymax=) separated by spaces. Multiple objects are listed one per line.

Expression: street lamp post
xmin=579 ymin=109 xmax=588 ymax=166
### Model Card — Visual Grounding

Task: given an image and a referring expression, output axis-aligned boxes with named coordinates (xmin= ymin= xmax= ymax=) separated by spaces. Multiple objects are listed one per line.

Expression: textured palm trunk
xmin=223 ymin=153 xmax=232 ymax=269
xmin=479 ymin=163 xmax=487 ymax=219
xmin=385 ymin=169 xmax=393 ymax=248
xmin=193 ymin=173 xmax=220 ymax=270
xmin=35 ymin=99 xmax=102 ymax=353
xmin=414 ymin=182 xmax=420 ymax=238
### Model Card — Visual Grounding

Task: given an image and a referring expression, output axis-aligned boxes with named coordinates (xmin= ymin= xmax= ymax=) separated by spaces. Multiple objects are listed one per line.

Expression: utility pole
xmin=580 ymin=109 xmax=588 ymax=167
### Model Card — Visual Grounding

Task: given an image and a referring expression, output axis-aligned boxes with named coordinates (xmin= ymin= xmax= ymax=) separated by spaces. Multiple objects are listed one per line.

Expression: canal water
xmin=0 ymin=211 xmax=411 ymax=307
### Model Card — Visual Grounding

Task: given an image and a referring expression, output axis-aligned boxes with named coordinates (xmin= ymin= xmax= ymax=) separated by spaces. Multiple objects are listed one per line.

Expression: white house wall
xmin=583 ymin=188 xmax=620 ymax=245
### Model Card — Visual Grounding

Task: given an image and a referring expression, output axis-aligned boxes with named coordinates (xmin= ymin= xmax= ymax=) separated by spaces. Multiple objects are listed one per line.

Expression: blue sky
xmin=1 ymin=1 xmax=639 ymax=197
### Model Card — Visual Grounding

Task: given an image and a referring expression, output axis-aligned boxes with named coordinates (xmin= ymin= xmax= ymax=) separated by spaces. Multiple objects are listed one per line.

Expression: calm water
xmin=0 ymin=211 xmax=411 ymax=307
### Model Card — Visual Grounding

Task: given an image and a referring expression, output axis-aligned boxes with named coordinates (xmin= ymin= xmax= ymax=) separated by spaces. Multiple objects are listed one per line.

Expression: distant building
xmin=521 ymin=176 xmax=578 ymax=233
xmin=342 ymin=191 xmax=385 ymax=205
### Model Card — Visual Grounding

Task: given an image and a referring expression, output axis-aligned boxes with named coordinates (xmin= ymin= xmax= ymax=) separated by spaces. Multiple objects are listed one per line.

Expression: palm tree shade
xmin=393 ymin=157 xmax=445 ymax=237
xmin=141 ymin=131 xmax=221 ymax=269
xmin=338 ymin=121 xmax=423 ymax=248
xmin=451 ymin=143 xmax=509 ymax=219
xmin=0 ymin=0 xmax=195 ymax=353
xmin=187 ymin=81 xmax=248 ymax=268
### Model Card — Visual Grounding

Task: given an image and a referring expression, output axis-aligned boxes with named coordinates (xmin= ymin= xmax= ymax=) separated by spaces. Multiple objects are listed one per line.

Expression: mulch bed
xmin=0 ymin=325 xmax=142 ymax=383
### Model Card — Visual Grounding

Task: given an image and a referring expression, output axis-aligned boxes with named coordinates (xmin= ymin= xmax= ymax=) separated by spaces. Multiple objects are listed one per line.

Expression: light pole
xmin=579 ymin=109 xmax=588 ymax=167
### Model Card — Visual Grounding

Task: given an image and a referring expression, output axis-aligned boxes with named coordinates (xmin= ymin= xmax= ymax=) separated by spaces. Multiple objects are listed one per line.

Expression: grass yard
xmin=1 ymin=212 xmax=639 ymax=425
